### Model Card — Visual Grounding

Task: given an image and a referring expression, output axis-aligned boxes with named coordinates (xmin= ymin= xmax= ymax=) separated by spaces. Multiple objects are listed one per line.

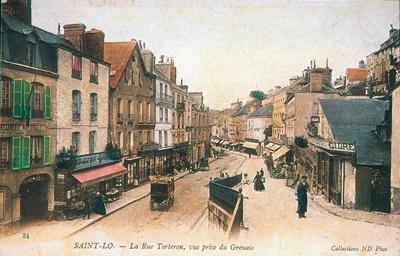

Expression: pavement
xmin=1 ymin=151 xmax=399 ymax=244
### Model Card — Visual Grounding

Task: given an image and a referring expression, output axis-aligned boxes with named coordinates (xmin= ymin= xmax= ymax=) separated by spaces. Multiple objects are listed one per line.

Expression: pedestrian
xmin=260 ymin=168 xmax=265 ymax=183
xmin=295 ymin=175 xmax=312 ymax=218
xmin=253 ymin=171 xmax=265 ymax=191
xmin=82 ymin=197 xmax=91 ymax=220
xmin=94 ymin=193 xmax=107 ymax=216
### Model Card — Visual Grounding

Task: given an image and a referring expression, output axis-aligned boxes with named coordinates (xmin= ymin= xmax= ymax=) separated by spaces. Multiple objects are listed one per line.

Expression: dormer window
xmin=28 ymin=42 xmax=35 ymax=67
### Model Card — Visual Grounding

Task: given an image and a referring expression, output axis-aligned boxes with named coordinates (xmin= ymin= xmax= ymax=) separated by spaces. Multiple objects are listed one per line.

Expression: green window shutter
xmin=43 ymin=136 xmax=51 ymax=166
xmin=22 ymin=137 xmax=31 ymax=169
xmin=44 ymin=86 xmax=51 ymax=120
xmin=12 ymin=79 xmax=23 ymax=119
xmin=23 ymin=80 xmax=32 ymax=119
xmin=12 ymin=137 xmax=21 ymax=170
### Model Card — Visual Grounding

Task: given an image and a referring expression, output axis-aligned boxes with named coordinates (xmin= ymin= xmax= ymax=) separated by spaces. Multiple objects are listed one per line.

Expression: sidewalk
xmin=222 ymin=152 xmax=400 ymax=230
xmin=0 ymin=168 xmax=193 ymax=244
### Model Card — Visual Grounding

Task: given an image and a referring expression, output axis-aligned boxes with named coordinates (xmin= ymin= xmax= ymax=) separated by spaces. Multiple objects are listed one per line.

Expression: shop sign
xmin=310 ymin=138 xmax=354 ymax=153
xmin=0 ymin=124 xmax=46 ymax=132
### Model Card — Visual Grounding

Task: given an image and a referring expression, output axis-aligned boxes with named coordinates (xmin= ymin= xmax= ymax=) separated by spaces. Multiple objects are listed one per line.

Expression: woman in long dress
xmin=253 ymin=172 xmax=265 ymax=191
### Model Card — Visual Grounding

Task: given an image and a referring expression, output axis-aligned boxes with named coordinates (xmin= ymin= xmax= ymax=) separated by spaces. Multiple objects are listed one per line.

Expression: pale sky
xmin=32 ymin=0 xmax=399 ymax=110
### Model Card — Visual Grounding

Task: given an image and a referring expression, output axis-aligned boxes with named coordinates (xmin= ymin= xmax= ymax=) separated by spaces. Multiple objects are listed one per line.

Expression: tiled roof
xmin=248 ymin=104 xmax=273 ymax=118
xmin=320 ymin=98 xmax=390 ymax=166
xmin=104 ymin=42 xmax=137 ymax=89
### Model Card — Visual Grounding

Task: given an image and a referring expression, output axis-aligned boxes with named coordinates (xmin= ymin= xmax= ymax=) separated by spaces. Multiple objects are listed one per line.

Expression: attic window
xmin=132 ymin=55 xmax=136 ymax=62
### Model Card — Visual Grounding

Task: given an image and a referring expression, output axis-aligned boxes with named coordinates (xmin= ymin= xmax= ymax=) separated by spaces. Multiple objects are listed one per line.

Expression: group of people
xmin=245 ymin=168 xmax=311 ymax=218
xmin=82 ymin=192 xmax=107 ymax=220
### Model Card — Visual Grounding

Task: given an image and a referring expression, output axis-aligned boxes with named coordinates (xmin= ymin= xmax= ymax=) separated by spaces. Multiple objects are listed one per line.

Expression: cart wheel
xmin=150 ymin=200 xmax=154 ymax=211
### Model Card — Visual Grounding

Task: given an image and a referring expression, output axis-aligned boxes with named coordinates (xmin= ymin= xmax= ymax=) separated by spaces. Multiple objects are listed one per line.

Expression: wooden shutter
xmin=12 ymin=137 xmax=21 ymax=170
xmin=44 ymin=86 xmax=51 ymax=120
xmin=23 ymin=80 xmax=32 ymax=119
xmin=43 ymin=136 xmax=50 ymax=166
xmin=12 ymin=79 xmax=23 ymax=119
xmin=22 ymin=137 xmax=30 ymax=169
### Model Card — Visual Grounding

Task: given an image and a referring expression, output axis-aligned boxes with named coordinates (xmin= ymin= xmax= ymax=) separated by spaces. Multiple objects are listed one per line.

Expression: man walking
xmin=295 ymin=175 xmax=312 ymax=218
xmin=83 ymin=197 xmax=91 ymax=220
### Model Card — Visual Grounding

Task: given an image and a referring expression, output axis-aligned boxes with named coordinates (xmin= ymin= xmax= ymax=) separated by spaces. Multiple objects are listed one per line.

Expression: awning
xmin=272 ymin=146 xmax=291 ymax=160
xmin=72 ymin=164 xmax=128 ymax=186
xmin=242 ymin=141 xmax=259 ymax=149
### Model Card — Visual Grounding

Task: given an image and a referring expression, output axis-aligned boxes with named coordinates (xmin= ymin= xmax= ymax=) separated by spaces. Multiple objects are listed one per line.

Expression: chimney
xmin=2 ymin=0 xmax=32 ymax=26
xmin=143 ymin=42 xmax=145 ymax=50
xmin=84 ymin=29 xmax=105 ymax=60
xmin=181 ymin=78 xmax=183 ymax=85
xmin=314 ymin=59 xmax=316 ymax=69
xmin=139 ymin=40 xmax=142 ymax=51
xmin=160 ymin=55 xmax=164 ymax=63
xmin=171 ymin=58 xmax=174 ymax=65
xmin=167 ymin=57 xmax=170 ymax=63
xmin=326 ymin=58 xmax=329 ymax=69
xmin=58 ymin=23 xmax=61 ymax=35
xmin=63 ymin=23 xmax=86 ymax=51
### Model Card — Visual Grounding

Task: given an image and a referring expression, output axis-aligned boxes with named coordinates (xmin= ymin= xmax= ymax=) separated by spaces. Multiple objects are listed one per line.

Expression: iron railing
xmin=56 ymin=149 xmax=122 ymax=171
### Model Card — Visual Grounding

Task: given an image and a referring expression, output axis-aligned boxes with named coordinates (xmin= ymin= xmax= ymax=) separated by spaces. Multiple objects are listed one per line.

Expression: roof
xmin=104 ymin=42 xmax=137 ymax=89
xmin=248 ymin=104 xmax=273 ymax=118
xmin=231 ymin=107 xmax=247 ymax=117
xmin=320 ymin=98 xmax=390 ymax=166
xmin=2 ymin=11 xmax=74 ymax=49
xmin=346 ymin=68 xmax=369 ymax=82
xmin=379 ymin=28 xmax=399 ymax=52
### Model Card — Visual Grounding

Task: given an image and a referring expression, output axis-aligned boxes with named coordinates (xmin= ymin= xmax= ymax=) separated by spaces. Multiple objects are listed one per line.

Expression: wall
xmin=392 ymin=86 xmax=400 ymax=213
xmin=56 ymin=49 xmax=109 ymax=155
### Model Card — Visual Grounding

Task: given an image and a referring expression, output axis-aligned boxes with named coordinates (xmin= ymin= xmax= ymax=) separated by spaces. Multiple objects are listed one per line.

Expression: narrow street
xmin=1 ymin=153 xmax=399 ymax=256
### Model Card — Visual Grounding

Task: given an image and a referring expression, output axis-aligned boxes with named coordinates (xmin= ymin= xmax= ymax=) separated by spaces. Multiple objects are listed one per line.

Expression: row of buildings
xmin=0 ymin=0 xmax=210 ymax=228
xmin=211 ymin=26 xmax=399 ymax=215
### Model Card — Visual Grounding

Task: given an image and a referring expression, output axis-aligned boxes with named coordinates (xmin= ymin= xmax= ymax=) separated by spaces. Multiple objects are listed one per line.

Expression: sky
xmin=31 ymin=0 xmax=399 ymax=110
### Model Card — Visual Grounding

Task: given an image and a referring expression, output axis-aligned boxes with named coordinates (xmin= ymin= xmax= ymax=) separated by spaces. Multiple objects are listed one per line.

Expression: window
xmin=172 ymin=113 xmax=175 ymax=129
xmin=131 ymin=70 xmax=135 ymax=85
xmin=125 ymin=69 xmax=128 ymax=82
xmin=164 ymin=131 xmax=168 ymax=147
xmin=159 ymin=83 xmax=163 ymax=98
xmin=31 ymin=136 xmax=42 ymax=167
xmin=147 ymin=102 xmax=151 ymax=123
xmin=160 ymin=107 xmax=163 ymax=122
xmin=165 ymin=109 xmax=168 ymax=122
xmin=132 ymin=55 xmax=136 ymax=62
xmin=72 ymin=55 xmax=82 ymax=79
xmin=128 ymin=100 xmax=132 ymax=120
xmin=1 ymin=76 xmax=12 ymax=111
xmin=28 ymin=42 xmax=36 ymax=67
xmin=72 ymin=132 xmax=80 ymax=153
xmin=90 ymin=61 xmax=98 ymax=83
xmin=147 ymin=131 xmax=151 ymax=144
xmin=128 ymin=132 xmax=132 ymax=152
xmin=0 ymin=138 xmax=9 ymax=170
xmin=139 ymin=102 xmax=143 ymax=123
xmin=90 ymin=93 xmax=98 ymax=121
xmin=139 ymin=73 xmax=142 ymax=86
xmin=139 ymin=131 xmax=143 ymax=145
xmin=159 ymin=131 xmax=162 ymax=146
xmin=89 ymin=131 xmax=96 ymax=154
xmin=72 ymin=90 xmax=81 ymax=121
xmin=33 ymin=83 xmax=44 ymax=118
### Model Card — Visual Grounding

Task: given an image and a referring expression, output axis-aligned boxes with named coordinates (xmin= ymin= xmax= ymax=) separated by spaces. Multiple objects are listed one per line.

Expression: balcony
xmin=138 ymin=142 xmax=159 ymax=154
xmin=56 ymin=149 xmax=122 ymax=171
xmin=31 ymin=158 xmax=43 ymax=168
xmin=156 ymin=93 xmax=174 ymax=108
xmin=172 ymin=141 xmax=189 ymax=149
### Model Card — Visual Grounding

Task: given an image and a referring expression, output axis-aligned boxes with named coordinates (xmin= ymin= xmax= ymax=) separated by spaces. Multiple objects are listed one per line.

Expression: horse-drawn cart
xmin=149 ymin=176 xmax=175 ymax=211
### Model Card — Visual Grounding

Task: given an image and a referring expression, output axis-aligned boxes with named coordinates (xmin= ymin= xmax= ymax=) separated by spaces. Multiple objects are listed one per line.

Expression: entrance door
xmin=19 ymin=179 xmax=49 ymax=220
xmin=355 ymin=167 xmax=371 ymax=211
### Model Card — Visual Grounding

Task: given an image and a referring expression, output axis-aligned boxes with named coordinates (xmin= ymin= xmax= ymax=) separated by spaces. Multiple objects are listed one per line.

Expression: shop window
xmin=72 ymin=55 xmax=82 ymax=79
